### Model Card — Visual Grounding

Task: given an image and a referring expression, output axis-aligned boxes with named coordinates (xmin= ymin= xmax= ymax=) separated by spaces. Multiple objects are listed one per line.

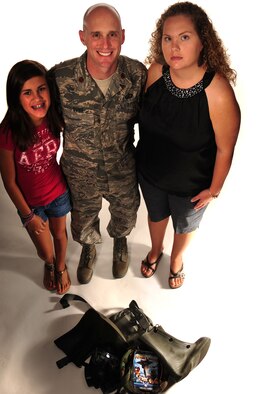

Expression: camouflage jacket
xmin=51 ymin=52 xmax=147 ymax=178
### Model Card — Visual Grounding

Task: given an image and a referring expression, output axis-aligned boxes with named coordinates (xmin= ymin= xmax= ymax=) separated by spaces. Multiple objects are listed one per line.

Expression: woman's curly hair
xmin=146 ymin=1 xmax=236 ymax=84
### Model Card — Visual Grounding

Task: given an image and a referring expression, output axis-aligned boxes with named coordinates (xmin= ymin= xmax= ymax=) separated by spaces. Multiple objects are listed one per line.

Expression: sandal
xmin=43 ymin=263 xmax=56 ymax=291
xmin=141 ymin=252 xmax=163 ymax=278
xmin=169 ymin=265 xmax=185 ymax=289
xmin=56 ymin=265 xmax=71 ymax=295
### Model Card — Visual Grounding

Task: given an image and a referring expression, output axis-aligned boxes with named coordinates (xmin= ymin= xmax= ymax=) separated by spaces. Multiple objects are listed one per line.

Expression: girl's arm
xmin=0 ymin=148 xmax=32 ymax=216
xmin=0 ymin=148 xmax=46 ymax=232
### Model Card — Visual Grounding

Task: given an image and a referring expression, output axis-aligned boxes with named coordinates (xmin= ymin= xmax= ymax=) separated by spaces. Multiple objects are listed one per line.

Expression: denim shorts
xmin=19 ymin=189 xmax=72 ymax=223
xmin=138 ymin=173 xmax=207 ymax=234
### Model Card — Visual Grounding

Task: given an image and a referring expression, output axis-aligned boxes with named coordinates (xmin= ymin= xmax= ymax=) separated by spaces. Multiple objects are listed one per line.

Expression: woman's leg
xmin=141 ymin=215 xmax=169 ymax=277
xmin=168 ymin=193 xmax=206 ymax=288
xmin=49 ymin=216 xmax=71 ymax=294
xmin=169 ymin=231 xmax=195 ymax=288
xmin=148 ymin=216 xmax=169 ymax=260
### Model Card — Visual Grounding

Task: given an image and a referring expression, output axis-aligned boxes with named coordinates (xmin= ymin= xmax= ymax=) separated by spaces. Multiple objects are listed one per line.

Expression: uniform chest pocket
xmin=114 ymin=94 xmax=139 ymax=122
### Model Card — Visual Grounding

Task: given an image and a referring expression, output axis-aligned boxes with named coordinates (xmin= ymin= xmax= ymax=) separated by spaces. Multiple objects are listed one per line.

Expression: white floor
xmin=1 ymin=165 xmax=261 ymax=394
xmin=0 ymin=0 xmax=261 ymax=392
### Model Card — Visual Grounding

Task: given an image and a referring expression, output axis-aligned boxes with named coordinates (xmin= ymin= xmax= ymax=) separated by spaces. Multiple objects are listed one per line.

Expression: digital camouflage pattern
xmin=51 ymin=52 xmax=147 ymax=244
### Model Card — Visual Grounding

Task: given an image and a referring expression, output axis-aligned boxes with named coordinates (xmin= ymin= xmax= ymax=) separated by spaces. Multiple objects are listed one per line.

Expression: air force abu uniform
xmin=53 ymin=52 xmax=147 ymax=244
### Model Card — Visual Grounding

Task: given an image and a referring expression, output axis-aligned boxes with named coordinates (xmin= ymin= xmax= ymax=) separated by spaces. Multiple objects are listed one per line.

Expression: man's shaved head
xmin=83 ymin=3 xmax=121 ymax=29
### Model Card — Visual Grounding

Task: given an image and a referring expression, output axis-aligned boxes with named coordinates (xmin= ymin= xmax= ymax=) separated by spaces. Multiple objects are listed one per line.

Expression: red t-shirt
xmin=0 ymin=120 xmax=67 ymax=206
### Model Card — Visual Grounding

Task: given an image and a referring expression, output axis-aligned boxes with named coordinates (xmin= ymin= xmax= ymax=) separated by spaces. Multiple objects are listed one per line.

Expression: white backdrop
xmin=0 ymin=1 xmax=261 ymax=394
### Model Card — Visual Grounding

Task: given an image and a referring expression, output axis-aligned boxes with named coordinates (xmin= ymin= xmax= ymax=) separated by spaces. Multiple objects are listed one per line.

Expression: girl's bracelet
xmin=22 ymin=210 xmax=35 ymax=227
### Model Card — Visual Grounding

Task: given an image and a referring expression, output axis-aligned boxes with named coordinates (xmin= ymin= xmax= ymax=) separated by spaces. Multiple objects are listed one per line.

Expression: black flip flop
xmin=141 ymin=252 xmax=163 ymax=278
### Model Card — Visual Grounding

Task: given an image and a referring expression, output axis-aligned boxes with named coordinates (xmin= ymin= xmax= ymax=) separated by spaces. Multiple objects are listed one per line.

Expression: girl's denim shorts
xmin=19 ymin=189 xmax=72 ymax=223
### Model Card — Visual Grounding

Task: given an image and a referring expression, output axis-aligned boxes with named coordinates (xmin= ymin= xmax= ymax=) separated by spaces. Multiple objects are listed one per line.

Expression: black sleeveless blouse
xmin=137 ymin=66 xmax=217 ymax=196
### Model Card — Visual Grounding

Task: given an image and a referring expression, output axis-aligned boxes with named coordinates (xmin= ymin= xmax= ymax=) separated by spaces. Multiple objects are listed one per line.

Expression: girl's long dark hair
xmin=0 ymin=60 xmax=65 ymax=151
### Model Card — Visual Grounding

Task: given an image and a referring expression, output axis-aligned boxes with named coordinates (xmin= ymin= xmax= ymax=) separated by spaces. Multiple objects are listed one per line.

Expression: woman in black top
xmin=137 ymin=2 xmax=240 ymax=288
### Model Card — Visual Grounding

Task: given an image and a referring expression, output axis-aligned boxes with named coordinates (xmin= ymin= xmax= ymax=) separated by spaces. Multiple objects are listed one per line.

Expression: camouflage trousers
xmin=61 ymin=157 xmax=140 ymax=245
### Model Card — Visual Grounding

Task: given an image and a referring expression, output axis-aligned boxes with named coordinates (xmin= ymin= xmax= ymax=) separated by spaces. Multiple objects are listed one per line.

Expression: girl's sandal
xmin=169 ymin=265 xmax=185 ymax=289
xmin=56 ymin=266 xmax=71 ymax=295
xmin=141 ymin=252 xmax=163 ymax=278
xmin=43 ymin=263 xmax=56 ymax=291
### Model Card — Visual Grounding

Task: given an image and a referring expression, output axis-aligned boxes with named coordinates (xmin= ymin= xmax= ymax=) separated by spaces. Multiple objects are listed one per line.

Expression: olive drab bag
xmin=54 ymin=294 xmax=211 ymax=393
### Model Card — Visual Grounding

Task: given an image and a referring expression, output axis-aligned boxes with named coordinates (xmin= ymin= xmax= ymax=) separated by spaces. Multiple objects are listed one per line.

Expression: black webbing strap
xmin=56 ymin=356 xmax=71 ymax=369
xmin=59 ymin=293 xmax=89 ymax=309
xmin=129 ymin=300 xmax=151 ymax=330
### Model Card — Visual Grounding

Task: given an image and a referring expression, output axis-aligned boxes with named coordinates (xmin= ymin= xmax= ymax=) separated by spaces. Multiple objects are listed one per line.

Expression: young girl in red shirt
xmin=0 ymin=60 xmax=71 ymax=295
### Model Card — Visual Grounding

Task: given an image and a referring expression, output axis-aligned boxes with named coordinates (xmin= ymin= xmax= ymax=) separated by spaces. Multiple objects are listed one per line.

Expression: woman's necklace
xmin=163 ymin=68 xmax=204 ymax=98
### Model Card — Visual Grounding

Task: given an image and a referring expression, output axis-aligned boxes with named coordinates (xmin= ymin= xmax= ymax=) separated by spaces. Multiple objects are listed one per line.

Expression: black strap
xmin=129 ymin=300 xmax=151 ymax=330
xmin=59 ymin=293 xmax=89 ymax=309
xmin=56 ymin=356 xmax=71 ymax=369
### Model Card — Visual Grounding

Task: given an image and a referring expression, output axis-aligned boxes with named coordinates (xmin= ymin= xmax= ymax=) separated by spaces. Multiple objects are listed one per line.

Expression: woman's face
xmin=162 ymin=14 xmax=203 ymax=72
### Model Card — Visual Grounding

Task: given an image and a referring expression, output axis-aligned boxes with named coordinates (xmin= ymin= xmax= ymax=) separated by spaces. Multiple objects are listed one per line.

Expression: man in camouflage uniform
xmin=50 ymin=4 xmax=147 ymax=283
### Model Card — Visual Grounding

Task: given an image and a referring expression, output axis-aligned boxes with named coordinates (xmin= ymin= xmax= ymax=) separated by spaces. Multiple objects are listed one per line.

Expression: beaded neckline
xmin=163 ymin=69 xmax=204 ymax=98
